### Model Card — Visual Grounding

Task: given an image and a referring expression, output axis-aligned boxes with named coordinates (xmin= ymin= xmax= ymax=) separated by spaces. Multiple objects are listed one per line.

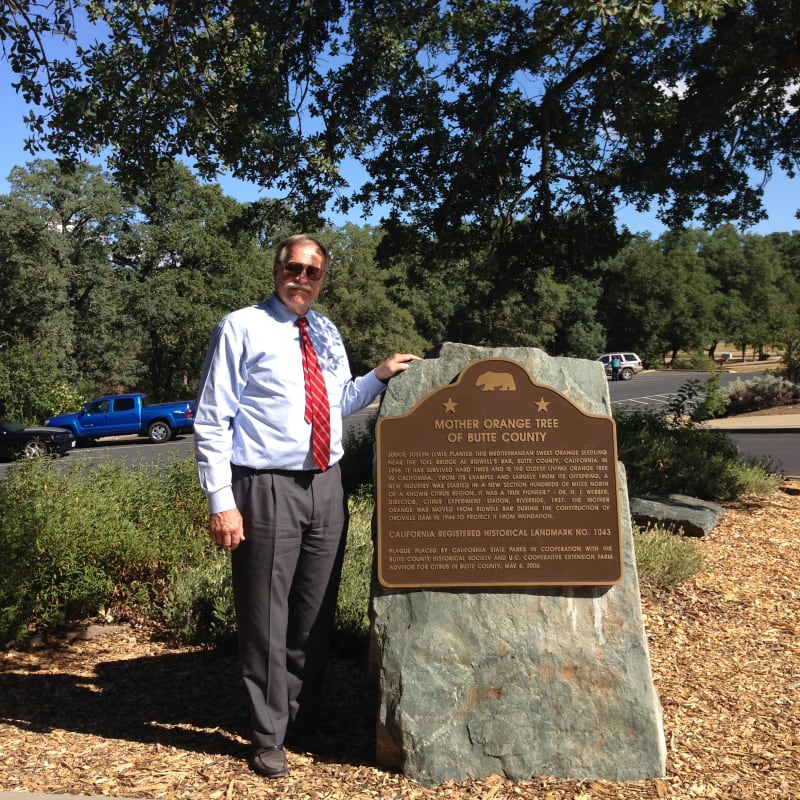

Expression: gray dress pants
xmin=230 ymin=462 xmax=348 ymax=749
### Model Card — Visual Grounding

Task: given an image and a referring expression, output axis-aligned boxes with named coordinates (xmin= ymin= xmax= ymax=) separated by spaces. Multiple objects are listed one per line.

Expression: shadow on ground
xmin=0 ymin=636 xmax=377 ymax=766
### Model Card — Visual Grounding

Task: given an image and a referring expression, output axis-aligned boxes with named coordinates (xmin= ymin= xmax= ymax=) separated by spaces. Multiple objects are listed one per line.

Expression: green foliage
xmin=0 ymin=456 xmax=209 ymax=643
xmin=723 ymin=375 xmax=800 ymax=414
xmin=599 ymin=228 xmax=800 ymax=366
xmin=614 ymin=406 xmax=780 ymax=501
xmin=2 ymin=161 xmax=144 ymax=396
xmin=341 ymin=423 xmax=377 ymax=494
xmin=45 ymin=382 xmax=89 ymax=417
xmin=0 ymin=417 xmax=784 ymax=646
xmin=335 ymin=489 xmax=376 ymax=647
xmin=0 ymin=340 xmax=72 ymax=422
xmin=161 ymin=553 xmax=236 ymax=646
xmin=316 ymin=225 xmax=430 ymax=373
xmin=2 ymin=157 xmax=797 ymax=414
xmin=126 ymin=164 xmax=278 ymax=400
xmin=335 ymin=0 xmax=794 ymax=241
xmin=552 ymin=275 xmax=608 ymax=357
xmin=4 ymin=0 xmax=793 ymax=244
xmin=599 ymin=234 xmax=675 ymax=359
xmin=663 ymin=372 xmax=726 ymax=423
xmin=0 ymin=453 xmax=383 ymax=648
xmin=664 ymin=377 xmax=705 ymax=422
xmin=632 ymin=524 xmax=704 ymax=594
xmin=691 ymin=370 xmax=726 ymax=422
xmin=781 ymin=337 xmax=800 ymax=384
xmin=731 ymin=460 xmax=787 ymax=496
xmin=0 ymin=160 xmax=304 ymax=407
xmin=670 ymin=352 xmax=715 ymax=370
xmin=0 ymin=184 xmax=73 ymax=348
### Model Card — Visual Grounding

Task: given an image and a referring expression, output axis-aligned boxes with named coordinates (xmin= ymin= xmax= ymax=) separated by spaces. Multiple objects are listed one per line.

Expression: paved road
xmin=605 ymin=369 xmax=800 ymax=476
xmin=2 ymin=374 xmax=796 ymax=479
xmin=607 ymin=368 xmax=766 ymax=412
xmin=0 ymin=406 xmax=380 ymax=480
xmin=726 ymin=431 xmax=798 ymax=477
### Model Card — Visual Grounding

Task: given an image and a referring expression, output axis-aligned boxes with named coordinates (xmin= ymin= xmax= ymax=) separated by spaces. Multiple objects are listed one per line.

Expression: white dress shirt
xmin=194 ymin=294 xmax=385 ymax=513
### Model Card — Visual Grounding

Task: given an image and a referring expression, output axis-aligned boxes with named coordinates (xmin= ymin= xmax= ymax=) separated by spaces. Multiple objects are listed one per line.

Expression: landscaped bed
xmin=1 ymin=479 xmax=798 ymax=799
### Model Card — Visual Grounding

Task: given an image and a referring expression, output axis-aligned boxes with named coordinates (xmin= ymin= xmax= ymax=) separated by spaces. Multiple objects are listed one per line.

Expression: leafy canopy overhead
xmin=2 ymin=1 xmax=798 ymax=234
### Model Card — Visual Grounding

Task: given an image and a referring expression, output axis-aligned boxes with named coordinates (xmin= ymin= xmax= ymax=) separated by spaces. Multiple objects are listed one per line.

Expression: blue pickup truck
xmin=46 ymin=393 xmax=196 ymax=444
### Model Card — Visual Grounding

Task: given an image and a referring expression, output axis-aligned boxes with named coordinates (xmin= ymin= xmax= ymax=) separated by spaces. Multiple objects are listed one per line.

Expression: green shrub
xmin=0 ymin=341 xmax=75 ymax=423
xmin=723 ymin=374 xmax=800 ymax=414
xmin=614 ymin=406 xmax=780 ymax=501
xmin=670 ymin=352 xmax=716 ymax=371
xmin=0 ymin=454 xmax=382 ymax=647
xmin=664 ymin=374 xmax=726 ymax=423
xmin=341 ymin=422 xmax=376 ymax=493
xmin=633 ymin=523 xmax=704 ymax=593
xmin=45 ymin=383 xmax=88 ymax=418
xmin=335 ymin=488 xmax=375 ymax=651
xmin=159 ymin=487 xmax=379 ymax=649
xmin=0 ymin=417 xmax=781 ymax=647
xmin=161 ymin=552 xmax=236 ymax=645
xmin=690 ymin=372 xmax=726 ymax=421
xmin=780 ymin=338 xmax=800 ymax=384
xmin=0 ymin=456 xmax=209 ymax=643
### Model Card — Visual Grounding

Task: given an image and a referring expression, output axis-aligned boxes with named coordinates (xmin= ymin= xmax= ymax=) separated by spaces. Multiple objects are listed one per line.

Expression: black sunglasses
xmin=280 ymin=261 xmax=327 ymax=281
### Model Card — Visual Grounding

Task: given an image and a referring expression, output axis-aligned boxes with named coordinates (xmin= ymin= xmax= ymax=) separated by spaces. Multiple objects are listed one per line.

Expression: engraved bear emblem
xmin=475 ymin=371 xmax=516 ymax=391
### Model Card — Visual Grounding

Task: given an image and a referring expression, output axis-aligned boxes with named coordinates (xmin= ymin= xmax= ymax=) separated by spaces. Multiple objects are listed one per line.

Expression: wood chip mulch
xmin=1 ymin=479 xmax=798 ymax=799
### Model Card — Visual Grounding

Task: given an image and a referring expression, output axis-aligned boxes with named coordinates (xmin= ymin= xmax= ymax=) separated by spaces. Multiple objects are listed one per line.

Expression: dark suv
xmin=596 ymin=352 xmax=644 ymax=380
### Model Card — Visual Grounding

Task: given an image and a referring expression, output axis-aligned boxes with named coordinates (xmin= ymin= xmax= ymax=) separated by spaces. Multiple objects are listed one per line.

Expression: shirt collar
xmin=265 ymin=292 xmax=305 ymax=324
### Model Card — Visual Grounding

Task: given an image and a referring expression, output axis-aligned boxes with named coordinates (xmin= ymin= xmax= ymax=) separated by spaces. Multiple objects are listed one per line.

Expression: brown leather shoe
xmin=250 ymin=745 xmax=288 ymax=778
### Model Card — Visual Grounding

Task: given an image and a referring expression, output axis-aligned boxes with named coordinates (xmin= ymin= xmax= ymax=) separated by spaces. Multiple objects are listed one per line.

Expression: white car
xmin=596 ymin=352 xmax=644 ymax=380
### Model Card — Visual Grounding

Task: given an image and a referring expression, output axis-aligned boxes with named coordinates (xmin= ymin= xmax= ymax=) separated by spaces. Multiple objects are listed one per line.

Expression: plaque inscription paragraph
xmin=376 ymin=358 xmax=623 ymax=588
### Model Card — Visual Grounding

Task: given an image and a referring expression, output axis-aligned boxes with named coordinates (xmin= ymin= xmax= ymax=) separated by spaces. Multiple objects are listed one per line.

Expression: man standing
xmin=194 ymin=234 xmax=418 ymax=778
xmin=611 ymin=355 xmax=621 ymax=382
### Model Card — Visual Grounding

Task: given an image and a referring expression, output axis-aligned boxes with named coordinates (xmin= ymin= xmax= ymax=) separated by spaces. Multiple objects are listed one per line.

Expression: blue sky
xmin=1 ymin=57 xmax=797 ymax=235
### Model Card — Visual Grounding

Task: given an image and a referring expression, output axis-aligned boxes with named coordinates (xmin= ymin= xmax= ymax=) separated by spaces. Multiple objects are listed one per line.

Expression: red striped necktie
xmin=296 ymin=316 xmax=331 ymax=471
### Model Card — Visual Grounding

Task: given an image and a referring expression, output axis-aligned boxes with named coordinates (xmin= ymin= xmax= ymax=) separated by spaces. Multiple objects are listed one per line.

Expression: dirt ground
xmin=1 ymin=480 xmax=798 ymax=800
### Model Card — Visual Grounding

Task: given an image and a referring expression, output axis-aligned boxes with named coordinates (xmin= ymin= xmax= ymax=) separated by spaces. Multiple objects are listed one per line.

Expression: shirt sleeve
xmin=341 ymin=370 xmax=387 ymax=418
xmin=194 ymin=318 xmax=244 ymax=514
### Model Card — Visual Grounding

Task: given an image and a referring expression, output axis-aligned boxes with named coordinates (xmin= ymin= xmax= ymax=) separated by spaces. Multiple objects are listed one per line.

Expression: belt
xmin=232 ymin=464 xmax=325 ymax=477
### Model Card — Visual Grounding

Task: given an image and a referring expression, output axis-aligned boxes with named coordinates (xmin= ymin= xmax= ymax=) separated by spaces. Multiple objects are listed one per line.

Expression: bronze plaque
xmin=376 ymin=358 xmax=623 ymax=588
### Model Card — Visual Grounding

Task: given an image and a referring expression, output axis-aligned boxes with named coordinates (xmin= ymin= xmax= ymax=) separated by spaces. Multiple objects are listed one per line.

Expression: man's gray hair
xmin=274 ymin=234 xmax=330 ymax=269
